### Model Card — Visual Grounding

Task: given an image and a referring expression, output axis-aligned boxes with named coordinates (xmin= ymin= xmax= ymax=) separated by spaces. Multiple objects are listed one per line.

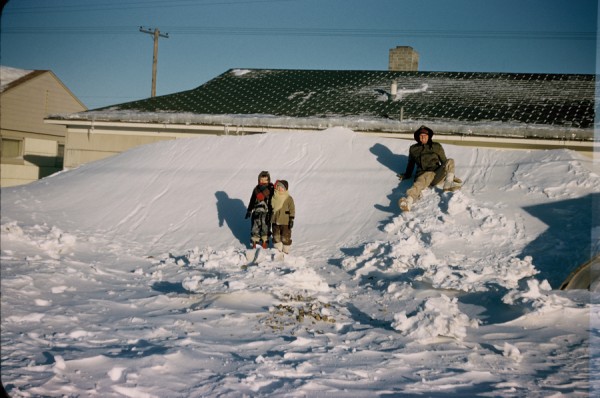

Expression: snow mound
xmin=1 ymin=127 xmax=598 ymax=396
xmin=503 ymin=279 xmax=579 ymax=313
xmin=392 ymin=294 xmax=479 ymax=342
xmin=1 ymin=221 xmax=77 ymax=259
xmin=346 ymin=191 xmax=539 ymax=292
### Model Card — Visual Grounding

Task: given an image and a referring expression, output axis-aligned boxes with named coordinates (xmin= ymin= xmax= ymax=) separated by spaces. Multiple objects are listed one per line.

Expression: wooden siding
xmin=64 ymin=130 xmax=174 ymax=169
xmin=0 ymin=70 xmax=86 ymax=186
xmin=59 ymin=122 xmax=240 ymax=169
xmin=1 ymin=71 xmax=85 ymax=138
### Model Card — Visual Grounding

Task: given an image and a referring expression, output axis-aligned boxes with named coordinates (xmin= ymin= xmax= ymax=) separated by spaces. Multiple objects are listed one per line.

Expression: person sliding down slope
xmin=398 ymin=125 xmax=462 ymax=212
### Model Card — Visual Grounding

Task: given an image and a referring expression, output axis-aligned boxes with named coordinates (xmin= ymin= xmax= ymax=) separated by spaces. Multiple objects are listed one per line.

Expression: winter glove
xmin=288 ymin=217 xmax=294 ymax=229
xmin=245 ymin=210 xmax=252 ymax=219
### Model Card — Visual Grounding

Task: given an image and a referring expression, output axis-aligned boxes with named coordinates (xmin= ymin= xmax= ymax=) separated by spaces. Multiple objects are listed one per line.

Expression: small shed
xmin=1 ymin=66 xmax=87 ymax=187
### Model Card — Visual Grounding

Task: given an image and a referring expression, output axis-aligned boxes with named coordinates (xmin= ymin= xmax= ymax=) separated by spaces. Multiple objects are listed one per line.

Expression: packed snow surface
xmin=1 ymin=127 xmax=599 ymax=397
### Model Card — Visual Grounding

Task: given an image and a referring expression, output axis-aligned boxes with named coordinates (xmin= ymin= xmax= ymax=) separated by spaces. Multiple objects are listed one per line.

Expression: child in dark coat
xmin=245 ymin=170 xmax=274 ymax=248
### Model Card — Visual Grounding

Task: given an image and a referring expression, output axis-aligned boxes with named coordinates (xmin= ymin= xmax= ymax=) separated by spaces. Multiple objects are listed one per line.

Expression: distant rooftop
xmin=55 ymin=69 xmax=596 ymax=140
xmin=0 ymin=66 xmax=35 ymax=93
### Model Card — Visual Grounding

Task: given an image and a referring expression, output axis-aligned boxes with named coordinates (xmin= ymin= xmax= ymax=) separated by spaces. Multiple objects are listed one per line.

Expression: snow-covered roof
xmin=50 ymin=68 xmax=595 ymax=140
xmin=0 ymin=65 xmax=35 ymax=93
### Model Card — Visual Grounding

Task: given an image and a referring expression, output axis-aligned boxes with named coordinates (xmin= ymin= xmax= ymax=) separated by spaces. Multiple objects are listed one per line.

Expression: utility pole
xmin=139 ymin=26 xmax=169 ymax=97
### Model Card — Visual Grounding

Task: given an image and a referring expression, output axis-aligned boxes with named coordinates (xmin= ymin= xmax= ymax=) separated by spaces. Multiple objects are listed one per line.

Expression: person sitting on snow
xmin=398 ymin=125 xmax=462 ymax=211
xmin=271 ymin=180 xmax=295 ymax=254
xmin=245 ymin=170 xmax=274 ymax=248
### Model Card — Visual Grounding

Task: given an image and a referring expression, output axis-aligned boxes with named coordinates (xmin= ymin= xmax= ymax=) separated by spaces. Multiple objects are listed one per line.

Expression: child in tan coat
xmin=271 ymin=180 xmax=295 ymax=254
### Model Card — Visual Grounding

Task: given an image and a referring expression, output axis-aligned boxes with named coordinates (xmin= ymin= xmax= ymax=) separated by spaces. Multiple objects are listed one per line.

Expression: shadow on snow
xmin=215 ymin=191 xmax=248 ymax=247
xmin=521 ymin=192 xmax=600 ymax=288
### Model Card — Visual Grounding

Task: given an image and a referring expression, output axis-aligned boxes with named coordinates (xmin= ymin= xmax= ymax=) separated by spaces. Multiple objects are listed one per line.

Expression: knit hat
xmin=275 ymin=180 xmax=288 ymax=190
xmin=413 ymin=125 xmax=434 ymax=143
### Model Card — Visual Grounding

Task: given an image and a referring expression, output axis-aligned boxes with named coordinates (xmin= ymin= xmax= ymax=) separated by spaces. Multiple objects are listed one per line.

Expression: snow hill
xmin=1 ymin=127 xmax=599 ymax=397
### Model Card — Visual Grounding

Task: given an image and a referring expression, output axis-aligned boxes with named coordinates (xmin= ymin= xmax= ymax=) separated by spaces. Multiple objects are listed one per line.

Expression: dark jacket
xmin=403 ymin=126 xmax=448 ymax=179
xmin=247 ymin=182 xmax=274 ymax=215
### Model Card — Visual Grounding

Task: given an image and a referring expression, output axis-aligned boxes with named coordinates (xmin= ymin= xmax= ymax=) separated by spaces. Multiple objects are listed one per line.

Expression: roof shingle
xmin=98 ymin=69 xmax=594 ymax=130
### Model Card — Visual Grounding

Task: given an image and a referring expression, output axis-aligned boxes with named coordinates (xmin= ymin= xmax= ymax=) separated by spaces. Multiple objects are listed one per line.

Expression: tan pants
xmin=406 ymin=159 xmax=455 ymax=201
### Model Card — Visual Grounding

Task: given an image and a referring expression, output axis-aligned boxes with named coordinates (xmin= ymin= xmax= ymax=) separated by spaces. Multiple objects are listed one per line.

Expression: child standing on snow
xmin=245 ymin=171 xmax=274 ymax=249
xmin=271 ymin=180 xmax=295 ymax=254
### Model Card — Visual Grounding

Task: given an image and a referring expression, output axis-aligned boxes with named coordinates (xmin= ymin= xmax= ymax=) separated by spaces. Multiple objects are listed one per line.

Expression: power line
xmin=3 ymin=0 xmax=296 ymax=14
xmin=3 ymin=27 xmax=138 ymax=34
xmin=2 ymin=26 xmax=595 ymax=40
xmin=169 ymin=26 xmax=595 ymax=40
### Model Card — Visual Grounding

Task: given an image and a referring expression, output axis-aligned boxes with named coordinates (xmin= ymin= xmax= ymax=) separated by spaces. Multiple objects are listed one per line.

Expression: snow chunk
xmin=391 ymin=295 xmax=478 ymax=342
xmin=182 ymin=275 xmax=204 ymax=292
xmin=107 ymin=366 xmax=127 ymax=381
xmin=502 ymin=342 xmax=522 ymax=362
xmin=282 ymin=267 xmax=330 ymax=292
xmin=53 ymin=355 xmax=66 ymax=371
xmin=502 ymin=279 xmax=576 ymax=312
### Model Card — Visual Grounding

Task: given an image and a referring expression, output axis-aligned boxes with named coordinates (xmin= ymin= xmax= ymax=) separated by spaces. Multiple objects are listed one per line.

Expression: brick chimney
xmin=389 ymin=46 xmax=419 ymax=71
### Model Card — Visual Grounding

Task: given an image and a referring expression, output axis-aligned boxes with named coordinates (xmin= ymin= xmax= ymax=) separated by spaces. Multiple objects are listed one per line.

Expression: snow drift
xmin=1 ymin=127 xmax=599 ymax=397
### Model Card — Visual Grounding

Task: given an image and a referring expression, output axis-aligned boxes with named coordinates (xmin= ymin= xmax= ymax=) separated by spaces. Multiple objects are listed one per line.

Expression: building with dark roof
xmin=46 ymin=68 xmax=596 ymax=168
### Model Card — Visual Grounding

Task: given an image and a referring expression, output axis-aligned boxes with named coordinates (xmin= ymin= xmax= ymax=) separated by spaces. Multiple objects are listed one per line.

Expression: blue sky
xmin=1 ymin=0 xmax=597 ymax=110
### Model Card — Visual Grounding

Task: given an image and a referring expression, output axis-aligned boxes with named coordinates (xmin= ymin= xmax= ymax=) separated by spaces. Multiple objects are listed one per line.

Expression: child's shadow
xmin=370 ymin=143 xmax=406 ymax=176
xmin=215 ymin=191 xmax=248 ymax=247
xmin=369 ymin=143 xmax=410 ymax=221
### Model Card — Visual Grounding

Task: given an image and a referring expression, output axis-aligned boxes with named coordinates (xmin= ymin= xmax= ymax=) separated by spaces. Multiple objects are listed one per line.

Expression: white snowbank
xmin=1 ymin=127 xmax=598 ymax=396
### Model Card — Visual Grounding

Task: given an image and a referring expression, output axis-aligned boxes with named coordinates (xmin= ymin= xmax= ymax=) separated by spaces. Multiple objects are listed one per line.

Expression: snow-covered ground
xmin=1 ymin=127 xmax=599 ymax=397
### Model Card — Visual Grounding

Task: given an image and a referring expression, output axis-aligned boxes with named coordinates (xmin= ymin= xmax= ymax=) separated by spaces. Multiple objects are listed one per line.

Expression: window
xmin=1 ymin=137 xmax=24 ymax=161
xmin=55 ymin=143 xmax=65 ymax=168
